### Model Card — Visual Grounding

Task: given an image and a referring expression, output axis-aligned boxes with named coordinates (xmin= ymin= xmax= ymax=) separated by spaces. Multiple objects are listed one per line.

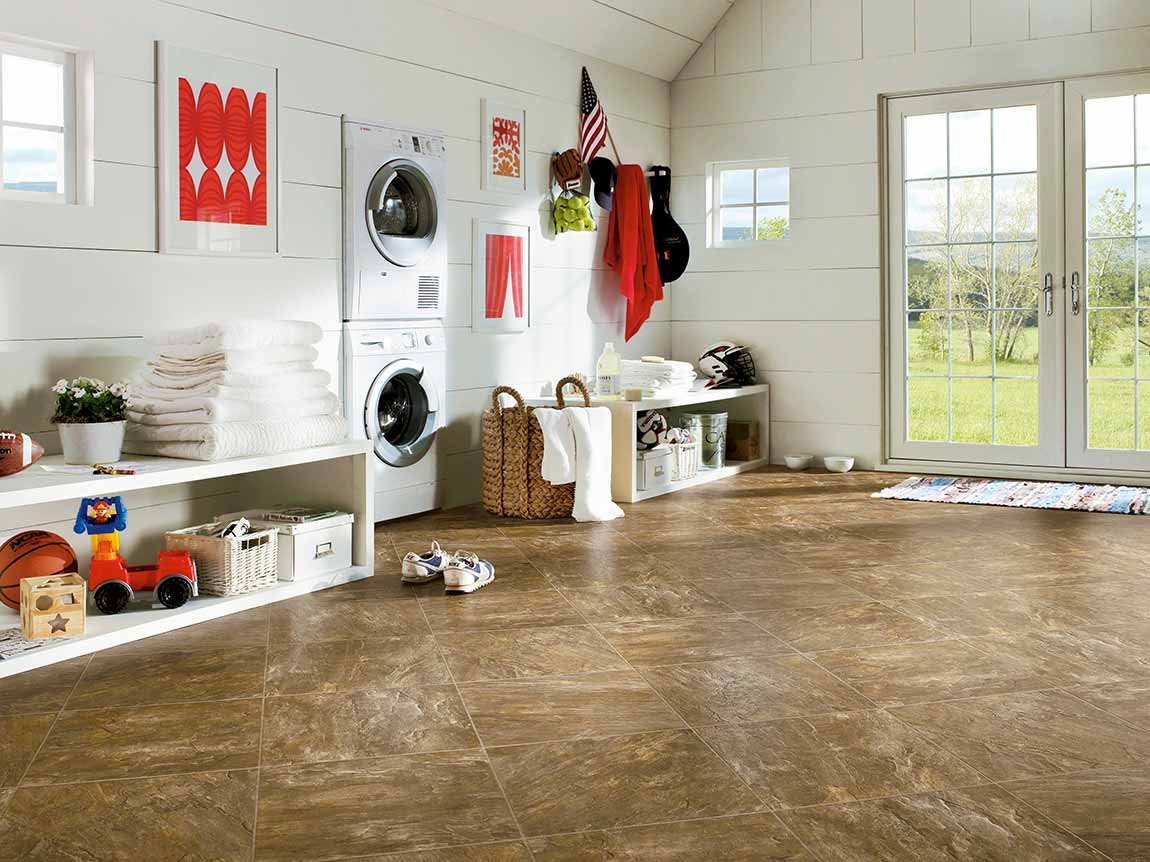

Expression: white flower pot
xmin=57 ymin=421 xmax=126 ymax=465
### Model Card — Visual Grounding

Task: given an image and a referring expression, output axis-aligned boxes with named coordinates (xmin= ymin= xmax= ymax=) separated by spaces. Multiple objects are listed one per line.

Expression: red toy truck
xmin=88 ymin=546 xmax=198 ymax=615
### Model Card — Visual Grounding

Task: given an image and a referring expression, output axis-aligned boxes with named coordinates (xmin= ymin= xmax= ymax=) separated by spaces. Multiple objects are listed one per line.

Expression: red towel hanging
xmin=603 ymin=164 xmax=663 ymax=341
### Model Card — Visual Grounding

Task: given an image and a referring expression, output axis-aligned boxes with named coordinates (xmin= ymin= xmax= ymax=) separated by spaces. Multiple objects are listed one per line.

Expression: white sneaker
xmin=443 ymin=552 xmax=496 ymax=594
xmin=401 ymin=541 xmax=453 ymax=583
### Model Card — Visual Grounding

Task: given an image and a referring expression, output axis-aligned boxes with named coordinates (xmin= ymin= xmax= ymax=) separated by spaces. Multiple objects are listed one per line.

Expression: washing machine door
xmin=365 ymin=359 xmax=440 ymax=467
xmin=365 ymin=158 xmax=439 ymax=268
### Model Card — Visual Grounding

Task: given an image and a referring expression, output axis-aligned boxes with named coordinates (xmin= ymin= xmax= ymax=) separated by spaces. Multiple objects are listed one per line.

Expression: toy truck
xmin=88 ymin=547 xmax=198 ymax=615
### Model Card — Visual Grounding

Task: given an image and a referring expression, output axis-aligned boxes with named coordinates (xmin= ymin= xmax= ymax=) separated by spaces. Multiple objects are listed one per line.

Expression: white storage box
xmin=636 ymin=447 xmax=672 ymax=492
xmin=219 ymin=509 xmax=354 ymax=582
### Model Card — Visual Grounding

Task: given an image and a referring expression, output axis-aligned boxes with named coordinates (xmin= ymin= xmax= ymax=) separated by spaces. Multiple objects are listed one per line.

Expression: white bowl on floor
xmin=823 ymin=456 xmax=855 ymax=473
xmin=784 ymin=454 xmax=813 ymax=471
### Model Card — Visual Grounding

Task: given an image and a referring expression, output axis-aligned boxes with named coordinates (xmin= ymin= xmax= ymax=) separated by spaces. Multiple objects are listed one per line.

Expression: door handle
xmin=1070 ymin=271 xmax=1081 ymax=316
xmin=1041 ymin=273 xmax=1054 ymax=317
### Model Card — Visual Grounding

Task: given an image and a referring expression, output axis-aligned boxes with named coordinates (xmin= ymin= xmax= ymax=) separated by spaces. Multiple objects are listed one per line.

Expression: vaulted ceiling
xmin=421 ymin=0 xmax=732 ymax=81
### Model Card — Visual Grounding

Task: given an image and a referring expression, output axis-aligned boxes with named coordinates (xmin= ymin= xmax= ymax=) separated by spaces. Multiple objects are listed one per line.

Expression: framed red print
xmin=473 ymin=219 xmax=531 ymax=334
xmin=157 ymin=43 xmax=278 ymax=255
xmin=481 ymin=99 xmax=527 ymax=193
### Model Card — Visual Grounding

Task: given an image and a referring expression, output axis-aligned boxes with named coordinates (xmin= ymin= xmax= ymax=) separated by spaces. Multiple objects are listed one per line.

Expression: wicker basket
xmin=482 ymin=375 xmax=592 ymax=519
xmin=165 ymin=523 xmax=278 ymax=596
xmin=670 ymin=440 xmax=701 ymax=481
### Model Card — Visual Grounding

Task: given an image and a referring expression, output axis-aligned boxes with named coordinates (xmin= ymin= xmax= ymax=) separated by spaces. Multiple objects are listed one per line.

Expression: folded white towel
xmin=151 ymin=344 xmax=319 ymax=369
xmin=621 ymin=359 xmax=696 ymax=381
xmin=535 ymin=408 xmax=576 ymax=485
xmin=127 ymin=393 xmax=341 ymax=425
xmin=133 ymin=382 xmax=334 ymax=404
xmin=139 ymin=367 xmax=331 ymax=391
xmin=146 ymin=320 xmax=323 ymax=351
xmin=148 ymin=360 xmax=315 ymax=379
xmin=123 ymin=414 xmax=347 ymax=461
xmin=564 ymin=406 xmax=624 ymax=522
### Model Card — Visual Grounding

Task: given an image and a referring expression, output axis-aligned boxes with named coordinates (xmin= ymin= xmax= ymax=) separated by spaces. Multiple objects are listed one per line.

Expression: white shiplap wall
xmin=670 ymin=0 xmax=1150 ymax=468
xmin=0 ymin=0 xmax=671 ymax=512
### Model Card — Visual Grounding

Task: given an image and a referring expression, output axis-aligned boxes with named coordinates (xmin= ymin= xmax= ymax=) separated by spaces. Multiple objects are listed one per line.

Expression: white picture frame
xmin=157 ymin=42 xmax=279 ymax=256
xmin=472 ymin=219 xmax=531 ymax=334
xmin=480 ymin=99 xmax=528 ymax=193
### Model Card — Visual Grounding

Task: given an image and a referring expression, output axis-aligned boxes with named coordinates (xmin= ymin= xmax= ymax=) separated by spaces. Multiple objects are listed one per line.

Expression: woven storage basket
xmin=165 ymin=523 xmax=279 ymax=596
xmin=670 ymin=440 xmax=701 ymax=481
xmin=482 ymin=375 xmax=592 ymax=519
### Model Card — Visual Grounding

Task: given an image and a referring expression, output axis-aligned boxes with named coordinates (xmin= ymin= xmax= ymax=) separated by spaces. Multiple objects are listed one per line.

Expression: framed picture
xmin=481 ymin=99 xmax=527 ymax=193
xmin=473 ymin=219 xmax=531 ymax=333
xmin=157 ymin=43 xmax=279 ymax=255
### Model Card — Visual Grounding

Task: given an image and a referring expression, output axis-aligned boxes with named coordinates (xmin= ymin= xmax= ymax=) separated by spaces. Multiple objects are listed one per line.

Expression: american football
xmin=0 ymin=431 xmax=44 ymax=477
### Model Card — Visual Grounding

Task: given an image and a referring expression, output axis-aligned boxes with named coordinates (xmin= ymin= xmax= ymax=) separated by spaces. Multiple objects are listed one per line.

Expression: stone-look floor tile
xmin=419 ymin=589 xmax=583 ymax=632
xmin=261 ymin=686 xmax=479 ymax=765
xmin=558 ymin=581 xmax=733 ymax=623
xmin=533 ymin=551 xmax=664 ymax=587
xmin=265 ymin=635 xmax=452 ymax=695
xmin=1069 ymin=680 xmax=1150 ymax=730
xmin=1005 ymin=766 xmax=1150 ymax=861
xmin=269 ymin=593 xmax=431 ymax=642
xmin=346 ymin=568 xmax=422 ymax=599
xmin=255 ymin=751 xmax=519 ymax=860
xmin=780 ymin=784 xmax=1105 ymax=862
xmin=0 ymin=713 xmax=55 ymax=786
xmin=357 ymin=845 xmax=533 ymax=862
xmin=435 ymin=625 xmax=629 ymax=683
xmin=811 ymin=639 xmax=1051 ymax=707
xmin=0 ymin=656 xmax=88 ymax=716
xmin=487 ymin=729 xmax=762 ymax=836
xmin=972 ymin=624 xmax=1150 ymax=688
xmin=65 ymin=645 xmax=267 ymax=709
xmin=596 ymin=615 xmax=791 ymax=666
xmin=0 ymin=769 xmax=257 ymax=861
xmin=528 ymin=812 xmax=814 ymax=861
xmin=695 ymin=574 xmax=872 ymax=612
xmin=639 ymin=656 xmax=871 ymax=726
xmin=749 ymin=602 xmax=942 ymax=652
xmin=459 ymin=671 xmax=684 ymax=746
xmin=833 ymin=566 xmax=999 ymax=599
xmin=107 ymin=607 xmax=270 ymax=653
xmin=698 ymin=710 xmax=981 ymax=809
xmin=891 ymin=690 xmax=1150 ymax=781
xmin=22 ymin=699 xmax=261 ymax=784
xmin=889 ymin=590 xmax=1108 ymax=637
xmin=652 ymin=545 xmax=802 ymax=579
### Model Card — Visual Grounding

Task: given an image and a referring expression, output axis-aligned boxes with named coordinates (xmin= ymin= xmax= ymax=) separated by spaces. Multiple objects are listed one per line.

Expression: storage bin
xmin=669 ymin=440 xmax=701 ymax=481
xmin=166 ymin=523 xmax=278 ymax=596
xmin=683 ymin=411 xmax=728 ymax=470
xmin=726 ymin=419 xmax=761 ymax=462
xmin=636 ymin=447 xmax=672 ymax=492
xmin=219 ymin=509 xmax=354 ymax=581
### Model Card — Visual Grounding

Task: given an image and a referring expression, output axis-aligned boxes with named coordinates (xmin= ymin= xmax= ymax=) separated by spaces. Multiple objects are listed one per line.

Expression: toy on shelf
xmin=21 ymin=573 xmax=85 ymax=640
xmin=0 ymin=531 xmax=78 ymax=610
xmin=74 ymin=496 xmax=198 ymax=615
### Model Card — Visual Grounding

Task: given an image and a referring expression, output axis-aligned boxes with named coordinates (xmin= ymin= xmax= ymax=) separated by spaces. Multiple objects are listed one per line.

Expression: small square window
xmin=708 ymin=159 xmax=790 ymax=246
xmin=0 ymin=38 xmax=79 ymax=203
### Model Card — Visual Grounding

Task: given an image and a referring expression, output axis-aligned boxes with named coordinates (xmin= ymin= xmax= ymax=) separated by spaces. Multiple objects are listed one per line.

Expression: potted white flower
xmin=51 ymin=378 xmax=131 ymax=464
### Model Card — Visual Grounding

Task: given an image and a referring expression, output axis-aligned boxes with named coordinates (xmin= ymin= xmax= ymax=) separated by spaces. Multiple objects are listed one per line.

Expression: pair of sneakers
xmin=401 ymin=541 xmax=496 ymax=594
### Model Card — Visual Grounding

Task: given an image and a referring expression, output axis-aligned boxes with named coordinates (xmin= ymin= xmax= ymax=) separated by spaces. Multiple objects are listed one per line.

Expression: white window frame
xmin=0 ymin=36 xmax=89 ymax=205
xmin=706 ymin=158 xmax=790 ymax=248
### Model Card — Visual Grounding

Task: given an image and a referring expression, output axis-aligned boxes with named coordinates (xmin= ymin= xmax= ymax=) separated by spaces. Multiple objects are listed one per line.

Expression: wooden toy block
xmin=20 ymin=573 xmax=86 ymax=640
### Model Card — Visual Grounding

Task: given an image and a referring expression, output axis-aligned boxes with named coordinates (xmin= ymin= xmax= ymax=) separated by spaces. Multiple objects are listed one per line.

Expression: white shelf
xmin=633 ymin=458 xmax=769 ymax=501
xmin=524 ymin=383 xmax=770 ymax=412
xmin=0 ymin=566 xmax=372 ymax=678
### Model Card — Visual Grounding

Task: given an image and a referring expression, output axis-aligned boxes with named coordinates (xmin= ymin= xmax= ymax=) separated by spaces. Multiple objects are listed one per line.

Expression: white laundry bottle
xmin=596 ymin=342 xmax=621 ymax=400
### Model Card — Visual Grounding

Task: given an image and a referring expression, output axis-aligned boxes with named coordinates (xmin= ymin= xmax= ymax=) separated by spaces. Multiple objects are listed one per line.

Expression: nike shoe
xmin=443 ymin=552 xmax=496 ymax=594
xmin=401 ymin=541 xmax=453 ymax=583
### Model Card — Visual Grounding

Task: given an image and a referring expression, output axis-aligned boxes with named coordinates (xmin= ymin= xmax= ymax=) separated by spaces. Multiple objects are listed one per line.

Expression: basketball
xmin=0 ymin=531 xmax=79 ymax=610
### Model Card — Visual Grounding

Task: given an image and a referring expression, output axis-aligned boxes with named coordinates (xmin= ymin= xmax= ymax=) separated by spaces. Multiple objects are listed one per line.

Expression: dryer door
xmin=365 ymin=359 xmax=440 ymax=467
xmin=365 ymin=158 xmax=439 ymax=267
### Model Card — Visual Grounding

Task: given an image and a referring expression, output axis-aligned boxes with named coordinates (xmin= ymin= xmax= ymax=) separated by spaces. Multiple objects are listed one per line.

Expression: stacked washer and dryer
xmin=341 ymin=119 xmax=449 ymax=521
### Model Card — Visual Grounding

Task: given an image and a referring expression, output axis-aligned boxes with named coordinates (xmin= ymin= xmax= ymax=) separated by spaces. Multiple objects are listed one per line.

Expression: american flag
xmin=579 ymin=66 xmax=608 ymax=163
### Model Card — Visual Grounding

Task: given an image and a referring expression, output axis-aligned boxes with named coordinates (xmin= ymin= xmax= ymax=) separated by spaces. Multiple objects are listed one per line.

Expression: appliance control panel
xmin=354 ymin=328 xmax=444 ymax=355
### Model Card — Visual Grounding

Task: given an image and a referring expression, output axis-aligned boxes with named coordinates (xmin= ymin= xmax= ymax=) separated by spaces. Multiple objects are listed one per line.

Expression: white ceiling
xmin=420 ymin=0 xmax=732 ymax=81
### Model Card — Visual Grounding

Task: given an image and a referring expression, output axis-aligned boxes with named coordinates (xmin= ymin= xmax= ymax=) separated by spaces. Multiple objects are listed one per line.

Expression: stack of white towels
xmin=620 ymin=358 xmax=697 ymax=397
xmin=123 ymin=320 xmax=347 ymax=461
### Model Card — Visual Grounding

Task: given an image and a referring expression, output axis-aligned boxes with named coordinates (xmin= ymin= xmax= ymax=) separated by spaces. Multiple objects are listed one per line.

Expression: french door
xmin=887 ymin=74 xmax=1150 ymax=474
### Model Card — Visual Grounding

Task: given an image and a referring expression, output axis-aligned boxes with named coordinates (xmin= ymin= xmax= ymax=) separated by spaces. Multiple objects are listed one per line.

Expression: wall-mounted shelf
xmin=526 ymin=384 xmax=770 ymax=502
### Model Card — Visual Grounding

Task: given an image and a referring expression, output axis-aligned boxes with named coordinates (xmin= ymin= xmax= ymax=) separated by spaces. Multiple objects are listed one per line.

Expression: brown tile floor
xmin=2 ymin=468 xmax=1150 ymax=860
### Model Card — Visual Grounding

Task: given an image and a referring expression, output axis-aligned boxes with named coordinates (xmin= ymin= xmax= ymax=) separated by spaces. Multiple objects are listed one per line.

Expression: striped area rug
xmin=875 ymin=476 xmax=1150 ymax=514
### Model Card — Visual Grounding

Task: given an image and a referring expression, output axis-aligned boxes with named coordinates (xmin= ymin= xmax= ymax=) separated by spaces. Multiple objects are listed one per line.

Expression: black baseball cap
xmin=589 ymin=157 xmax=616 ymax=210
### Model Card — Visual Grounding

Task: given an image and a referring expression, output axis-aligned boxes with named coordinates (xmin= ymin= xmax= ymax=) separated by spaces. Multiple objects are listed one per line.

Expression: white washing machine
xmin=343 ymin=118 xmax=447 ymax=321
xmin=343 ymin=320 xmax=446 ymax=521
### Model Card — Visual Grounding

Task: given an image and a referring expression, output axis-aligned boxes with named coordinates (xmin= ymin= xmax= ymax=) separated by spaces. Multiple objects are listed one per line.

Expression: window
xmin=0 ymin=39 xmax=77 ymax=202
xmin=707 ymin=159 xmax=790 ymax=246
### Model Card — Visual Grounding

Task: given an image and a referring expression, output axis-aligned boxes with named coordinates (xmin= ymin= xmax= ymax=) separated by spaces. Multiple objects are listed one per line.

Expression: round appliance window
xmin=366 ymin=362 xmax=438 ymax=467
xmin=365 ymin=159 xmax=438 ymax=267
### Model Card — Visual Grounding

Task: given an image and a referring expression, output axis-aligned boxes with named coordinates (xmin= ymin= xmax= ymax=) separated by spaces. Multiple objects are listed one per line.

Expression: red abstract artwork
xmin=484 ymin=233 xmax=524 ymax=319
xmin=178 ymin=77 xmax=267 ymax=224
xmin=491 ymin=116 xmax=521 ymax=180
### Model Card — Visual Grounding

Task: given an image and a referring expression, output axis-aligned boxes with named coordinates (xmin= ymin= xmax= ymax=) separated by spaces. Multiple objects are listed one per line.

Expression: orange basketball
xmin=0 ymin=531 xmax=78 ymax=610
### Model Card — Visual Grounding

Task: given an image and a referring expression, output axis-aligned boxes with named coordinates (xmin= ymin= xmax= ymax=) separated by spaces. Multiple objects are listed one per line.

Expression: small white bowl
xmin=823 ymin=456 xmax=855 ymax=473
xmin=784 ymin=454 xmax=813 ymax=471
